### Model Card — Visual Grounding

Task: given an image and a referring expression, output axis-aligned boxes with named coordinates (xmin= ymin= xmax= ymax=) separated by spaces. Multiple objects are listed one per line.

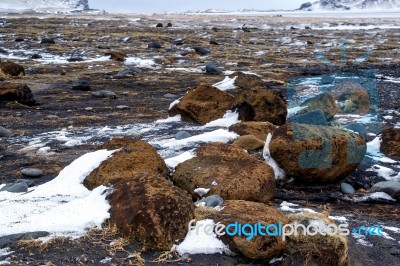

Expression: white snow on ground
xmin=202 ymin=111 xmax=240 ymax=128
xmin=356 ymin=192 xmax=396 ymax=202
xmin=169 ymin=97 xmax=182 ymax=110
xmin=263 ymin=134 xmax=286 ymax=180
xmin=164 ymin=150 xmax=196 ymax=170
xmin=155 ymin=115 xmax=182 ymax=123
xmin=366 ymin=136 xmax=397 ymax=164
xmin=165 ymin=67 xmax=203 ymax=73
xmin=212 ymin=76 xmax=237 ymax=91
xmin=352 ymin=233 xmax=373 ymax=247
xmin=172 ymin=219 xmax=231 ymax=255
xmin=0 ymin=248 xmax=13 ymax=265
xmin=194 ymin=188 xmax=210 ymax=197
xmin=0 ymin=149 xmax=116 ymax=238
xmin=124 ymin=57 xmax=156 ymax=68
xmin=152 ymin=129 xmax=238 ymax=150
xmin=367 ymin=165 xmax=400 ymax=181
xmin=377 ymin=75 xmax=400 ymax=84
xmin=279 ymin=201 xmax=318 ymax=214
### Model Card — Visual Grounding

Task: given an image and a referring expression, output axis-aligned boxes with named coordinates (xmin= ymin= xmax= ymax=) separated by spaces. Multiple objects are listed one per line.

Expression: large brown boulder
xmin=0 ymin=61 xmax=25 ymax=77
xmin=229 ymin=121 xmax=276 ymax=141
xmin=235 ymin=87 xmax=287 ymax=125
xmin=168 ymin=84 xmax=235 ymax=124
xmin=381 ymin=127 xmax=400 ymax=160
xmin=195 ymin=200 xmax=288 ymax=260
xmin=231 ymin=72 xmax=265 ymax=89
xmin=0 ymin=83 xmax=37 ymax=106
xmin=172 ymin=143 xmax=275 ymax=203
xmin=108 ymin=173 xmax=194 ymax=250
xmin=337 ymin=90 xmax=370 ymax=115
xmin=84 ymin=137 xmax=168 ymax=189
xmin=270 ymin=123 xmax=366 ymax=183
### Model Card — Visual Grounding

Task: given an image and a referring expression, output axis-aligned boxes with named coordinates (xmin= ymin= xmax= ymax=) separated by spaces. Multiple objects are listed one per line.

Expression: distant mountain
xmin=0 ymin=0 xmax=89 ymax=13
xmin=299 ymin=0 xmax=400 ymax=11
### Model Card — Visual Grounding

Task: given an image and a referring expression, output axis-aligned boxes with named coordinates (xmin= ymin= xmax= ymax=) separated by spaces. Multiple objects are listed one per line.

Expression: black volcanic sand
xmin=0 ymin=14 xmax=399 ymax=265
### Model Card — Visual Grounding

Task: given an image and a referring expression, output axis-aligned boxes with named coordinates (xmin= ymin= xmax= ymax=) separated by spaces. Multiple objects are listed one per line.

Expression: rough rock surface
xmin=233 ymin=134 xmax=265 ymax=150
xmin=173 ymin=143 xmax=275 ymax=203
xmin=0 ymin=61 xmax=25 ymax=77
xmin=270 ymin=123 xmax=366 ymax=183
xmin=0 ymin=83 xmax=37 ymax=106
xmin=299 ymin=93 xmax=338 ymax=120
xmin=380 ymin=127 xmax=400 ymax=159
xmin=84 ymin=137 xmax=168 ymax=189
xmin=195 ymin=200 xmax=288 ymax=260
xmin=108 ymin=173 xmax=194 ymax=250
xmin=229 ymin=121 xmax=276 ymax=141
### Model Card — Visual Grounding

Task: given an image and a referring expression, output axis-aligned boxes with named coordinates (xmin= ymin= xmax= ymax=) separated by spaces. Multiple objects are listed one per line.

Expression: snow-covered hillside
xmin=299 ymin=0 xmax=400 ymax=11
xmin=0 ymin=0 xmax=89 ymax=13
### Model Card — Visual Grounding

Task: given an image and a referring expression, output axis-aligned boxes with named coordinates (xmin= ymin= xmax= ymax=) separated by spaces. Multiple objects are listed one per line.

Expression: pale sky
xmin=88 ymin=0 xmax=306 ymax=13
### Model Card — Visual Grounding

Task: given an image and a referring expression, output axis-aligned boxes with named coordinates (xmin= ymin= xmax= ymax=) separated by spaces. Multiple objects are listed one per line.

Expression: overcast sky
xmin=88 ymin=0 xmax=306 ymax=13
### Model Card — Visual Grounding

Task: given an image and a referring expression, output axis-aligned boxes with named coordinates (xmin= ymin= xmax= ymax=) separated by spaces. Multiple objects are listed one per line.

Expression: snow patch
xmin=156 ymin=115 xmax=182 ymax=123
xmin=165 ymin=150 xmax=196 ymax=170
xmin=213 ymin=76 xmax=237 ymax=91
xmin=263 ymin=134 xmax=286 ymax=180
xmin=202 ymin=111 xmax=240 ymax=128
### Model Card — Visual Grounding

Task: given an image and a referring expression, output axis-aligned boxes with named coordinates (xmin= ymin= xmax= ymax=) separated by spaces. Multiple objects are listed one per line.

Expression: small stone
xmin=0 ymin=126 xmax=13 ymax=137
xmin=205 ymin=62 xmax=222 ymax=75
xmin=340 ymin=182 xmax=355 ymax=195
xmin=72 ymin=79 xmax=91 ymax=91
xmin=163 ymin=93 xmax=176 ymax=98
xmin=31 ymin=54 xmax=42 ymax=59
xmin=371 ymin=181 xmax=400 ymax=201
xmin=148 ymin=42 xmax=162 ymax=49
xmin=85 ymin=107 xmax=93 ymax=111
xmin=194 ymin=47 xmax=210 ymax=56
xmin=122 ymin=37 xmax=132 ymax=43
xmin=116 ymin=67 xmax=141 ymax=78
xmin=234 ymin=135 xmax=265 ymax=151
xmin=196 ymin=195 xmax=224 ymax=207
xmin=21 ymin=168 xmax=43 ymax=178
xmin=155 ymin=23 xmax=163 ymax=27
xmin=166 ymin=22 xmax=173 ymax=27
xmin=40 ymin=38 xmax=55 ymax=44
xmin=175 ymin=131 xmax=192 ymax=140
xmin=46 ymin=115 xmax=60 ymax=119
xmin=3 ymin=182 xmax=28 ymax=193
xmin=92 ymin=90 xmax=117 ymax=99
xmin=67 ymin=57 xmax=84 ymax=62
xmin=209 ymin=39 xmax=219 ymax=45
xmin=15 ymin=179 xmax=35 ymax=187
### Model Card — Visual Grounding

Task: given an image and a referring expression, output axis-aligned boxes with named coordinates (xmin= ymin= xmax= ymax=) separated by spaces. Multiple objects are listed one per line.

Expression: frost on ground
xmin=0 ymin=149 xmax=116 ymax=238
xmin=172 ymin=219 xmax=231 ymax=255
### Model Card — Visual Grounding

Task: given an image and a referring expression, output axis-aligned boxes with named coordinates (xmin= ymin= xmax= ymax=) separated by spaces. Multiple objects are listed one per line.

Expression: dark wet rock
xmin=341 ymin=182 xmax=355 ymax=195
xmin=0 ymin=126 xmax=13 ymax=137
xmin=84 ymin=137 xmax=168 ymax=190
xmin=233 ymin=135 xmax=265 ymax=151
xmin=0 ymin=61 xmax=25 ymax=77
xmin=321 ymin=74 xmax=335 ymax=84
xmin=232 ymin=72 xmax=264 ymax=90
xmin=148 ymin=41 xmax=162 ymax=49
xmin=116 ymin=67 xmax=141 ymax=78
xmin=31 ymin=54 xmax=42 ymax=59
xmin=97 ymin=45 xmax=110 ymax=49
xmin=21 ymin=168 xmax=43 ymax=178
xmin=168 ymin=84 xmax=234 ymax=124
xmin=0 ymin=83 xmax=37 ymax=106
xmin=205 ymin=62 xmax=222 ymax=75
xmin=371 ymin=181 xmax=400 ymax=201
xmin=155 ymin=22 xmax=163 ymax=27
xmin=194 ymin=47 xmax=210 ymax=56
xmin=290 ymin=109 xmax=328 ymax=126
xmin=71 ymin=79 xmax=91 ymax=91
xmin=108 ymin=172 xmax=194 ymax=250
xmin=229 ymin=121 xmax=276 ymax=141
xmin=270 ymin=123 xmax=367 ymax=183
xmin=232 ymin=101 xmax=255 ymax=121
xmin=0 ymin=232 xmax=49 ymax=249
xmin=91 ymin=90 xmax=117 ymax=99
xmin=381 ymin=127 xmax=400 ymax=159
xmin=67 ymin=56 xmax=84 ymax=62
xmin=235 ymin=87 xmax=287 ymax=125
xmin=195 ymin=200 xmax=288 ymax=260
xmin=105 ymin=51 xmax=127 ymax=62
xmin=40 ymin=38 xmax=55 ymax=44
xmin=173 ymin=143 xmax=275 ymax=203
xmin=71 ymin=36 xmax=80 ymax=41
xmin=15 ymin=37 xmax=24 ymax=42
xmin=0 ymin=182 xmax=28 ymax=193
xmin=196 ymin=195 xmax=224 ymax=207
xmin=209 ymin=39 xmax=219 ymax=45
xmin=175 ymin=131 xmax=192 ymax=140
xmin=344 ymin=123 xmax=367 ymax=141
xmin=166 ymin=22 xmax=172 ymax=27
xmin=299 ymin=93 xmax=338 ymax=120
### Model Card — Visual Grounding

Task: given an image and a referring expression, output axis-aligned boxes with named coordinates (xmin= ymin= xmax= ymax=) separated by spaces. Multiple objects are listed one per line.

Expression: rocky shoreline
xmin=0 ymin=14 xmax=400 ymax=265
